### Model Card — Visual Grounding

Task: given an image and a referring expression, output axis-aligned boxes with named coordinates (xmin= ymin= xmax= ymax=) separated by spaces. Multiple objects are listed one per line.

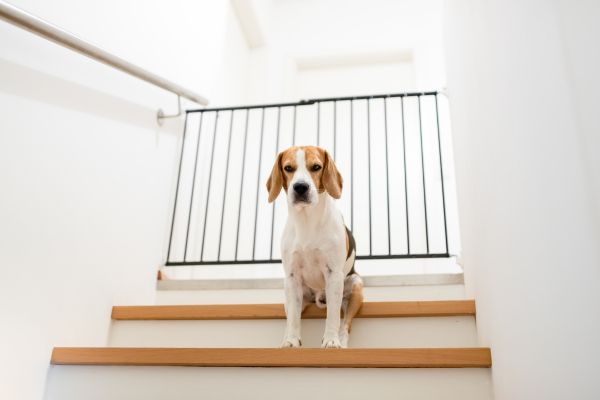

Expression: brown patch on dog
xmin=344 ymin=280 xmax=364 ymax=333
xmin=267 ymin=146 xmax=342 ymax=202
xmin=303 ymin=146 xmax=343 ymax=199
xmin=266 ymin=147 xmax=297 ymax=202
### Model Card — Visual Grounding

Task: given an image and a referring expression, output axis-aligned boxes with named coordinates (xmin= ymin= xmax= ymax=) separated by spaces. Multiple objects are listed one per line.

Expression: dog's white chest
xmin=290 ymin=247 xmax=328 ymax=291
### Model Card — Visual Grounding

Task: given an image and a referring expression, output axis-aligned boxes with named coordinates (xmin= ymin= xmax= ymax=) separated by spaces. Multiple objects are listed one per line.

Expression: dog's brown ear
xmin=266 ymin=152 xmax=284 ymax=203
xmin=322 ymin=150 xmax=343 ymax=199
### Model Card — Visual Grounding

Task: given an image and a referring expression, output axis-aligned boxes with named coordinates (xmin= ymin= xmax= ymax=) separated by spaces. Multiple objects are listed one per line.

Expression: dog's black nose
xmin=293 ymin=182 xmax=309 ymax=196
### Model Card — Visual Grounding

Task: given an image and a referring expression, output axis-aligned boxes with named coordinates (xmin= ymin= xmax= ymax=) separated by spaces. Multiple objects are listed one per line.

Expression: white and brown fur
xmin=266 ymin=146 xmax=364 ymax=348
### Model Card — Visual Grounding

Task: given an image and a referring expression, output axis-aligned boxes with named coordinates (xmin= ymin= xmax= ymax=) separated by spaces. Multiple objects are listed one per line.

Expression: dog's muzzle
xmin=292 ymin=182 xmax=310 ymax=203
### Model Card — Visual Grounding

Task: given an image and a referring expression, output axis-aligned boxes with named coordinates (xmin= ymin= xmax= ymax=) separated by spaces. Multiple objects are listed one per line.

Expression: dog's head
xmin=266 ymin=146 xmax=342 ymax=209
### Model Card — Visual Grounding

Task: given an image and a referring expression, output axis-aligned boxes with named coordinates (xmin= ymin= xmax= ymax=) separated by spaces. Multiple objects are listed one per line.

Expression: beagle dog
xmin=266 ymin=146 xmax=364 ymax=348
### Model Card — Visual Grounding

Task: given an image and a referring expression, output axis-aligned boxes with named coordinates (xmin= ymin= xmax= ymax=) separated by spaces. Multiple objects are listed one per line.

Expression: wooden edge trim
xmin=51 ymin=347 xmax=491 ymax=368
xmin=111 ymin=300 xmax=476 ymax=320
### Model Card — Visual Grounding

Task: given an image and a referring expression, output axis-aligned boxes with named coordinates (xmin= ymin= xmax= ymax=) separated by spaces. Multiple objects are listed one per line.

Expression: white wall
xmin=555 ymin=0 xmax=600 ymax=223
xmin=444 ymin=1 xmax=600 ymax=399
xmin=0 ymin=1 xmax=249 ymax=399
xmin=244 ymin=0 xmax=446 ymax=104
xmin=295 ymin=60 xmax=416 ymax=99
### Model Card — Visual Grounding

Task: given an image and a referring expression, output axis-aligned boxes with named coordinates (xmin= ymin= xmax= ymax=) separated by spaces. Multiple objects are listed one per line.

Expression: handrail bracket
xmin=157 ymin=96 xmax=182 ymax=126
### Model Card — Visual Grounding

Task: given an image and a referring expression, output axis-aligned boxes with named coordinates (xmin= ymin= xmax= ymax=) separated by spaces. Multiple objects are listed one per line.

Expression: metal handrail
xmin=0 ymin=0 xmax=209 ymax=122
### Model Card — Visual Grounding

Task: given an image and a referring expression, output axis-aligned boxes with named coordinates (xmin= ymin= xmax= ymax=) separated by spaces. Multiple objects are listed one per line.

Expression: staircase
xmin=45 ymin=274 xmax=493 ymax=399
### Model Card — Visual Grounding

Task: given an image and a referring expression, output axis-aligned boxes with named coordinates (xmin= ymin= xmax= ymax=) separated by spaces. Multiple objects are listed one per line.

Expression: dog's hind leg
xmin=339 ymin=274 xmax=364 ymax=348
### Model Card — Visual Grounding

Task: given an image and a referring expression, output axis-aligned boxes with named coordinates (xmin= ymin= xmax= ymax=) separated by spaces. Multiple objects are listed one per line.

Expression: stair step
xmin=111 ymin=300 xmax=475 ymax=320
xmin=156 ymin=272 xmax=464 ymax=290
xmin=109 ymin=316 xmax=478 ymax=348
xmin=46 ymin=366 xmax=493 ymax=400
xmin=155 ymin=283 xmax=468 ymax=304
xmin=51 ymin=347 xmax=491 ymax=368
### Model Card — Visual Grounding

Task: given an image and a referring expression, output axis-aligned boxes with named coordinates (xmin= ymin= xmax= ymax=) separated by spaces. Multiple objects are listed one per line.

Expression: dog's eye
xmin=312 ymin=164 xmax=322 ymax=171
xmin=284 ymin=165 xmax=294 ymax=172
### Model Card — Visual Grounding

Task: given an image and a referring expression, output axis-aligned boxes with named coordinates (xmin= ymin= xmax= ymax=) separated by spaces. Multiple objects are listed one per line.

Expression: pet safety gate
xmin=166 ymin=92 xmax=452 ymax=266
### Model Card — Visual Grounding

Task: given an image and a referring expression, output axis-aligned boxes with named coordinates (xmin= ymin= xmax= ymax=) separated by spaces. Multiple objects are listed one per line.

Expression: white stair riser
xmin=108 ymin=316 xmax=478 ymax=348
xmin=45 ymin=366 xmax=493 ymax=400
xmin=155 ymin=284 xmax=467 ymax=305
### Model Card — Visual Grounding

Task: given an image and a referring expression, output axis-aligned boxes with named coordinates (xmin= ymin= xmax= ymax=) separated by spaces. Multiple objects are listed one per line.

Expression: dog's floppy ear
xmin=266 ymin=152 xmax=284 ymax=203
xmin=322 ymin=150 xmax=343 ymax=199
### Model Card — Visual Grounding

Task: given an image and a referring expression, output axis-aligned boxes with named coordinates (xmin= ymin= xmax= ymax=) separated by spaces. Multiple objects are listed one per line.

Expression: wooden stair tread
xmin=112 ymin=300 xmax=476 ymax=320
xmin=51 ymin=347 xmax=491 ymax=368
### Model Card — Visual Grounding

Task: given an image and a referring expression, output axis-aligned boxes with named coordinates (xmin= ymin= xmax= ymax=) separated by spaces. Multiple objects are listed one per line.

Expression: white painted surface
xmin=157 ymin=272 xmax=463 ymax=290
xmin=245 ymin=0 xmax=446 ymax=103
xmin=231 ymin=0 xmax=266 ymax=48
xmin=44 ymin=366 xmax=493 ymax=400
xmin=444 ymin=1 xmax=600 ymax=399
xmin=295 ymin=59 xmax=416 ymax=98
xmin=556 ymin=1 xmax=600 ymax=221
xmin=0 ymin=1 xmax=250 ymax=399
xmin=109 ymin=316 xmax=478 ymax=348
xmin=162 ymin=259 xmax=463 ymax=281
xmin=155 ymin=284 xmax=467 ymax=305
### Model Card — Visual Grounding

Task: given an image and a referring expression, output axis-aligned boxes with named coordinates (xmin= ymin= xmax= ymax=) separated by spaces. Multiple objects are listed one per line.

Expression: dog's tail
xmin=345 ymin=226 xmax=357 ymax=276
xmin=315 ymin=291 xmax=327 ymax=309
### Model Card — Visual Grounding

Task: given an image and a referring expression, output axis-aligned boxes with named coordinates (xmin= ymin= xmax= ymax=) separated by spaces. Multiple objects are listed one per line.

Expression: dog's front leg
xmin=281 ymin=272 xmax=303 ymax=348
xmin=322 ymin=269 xmax=344 ymax=348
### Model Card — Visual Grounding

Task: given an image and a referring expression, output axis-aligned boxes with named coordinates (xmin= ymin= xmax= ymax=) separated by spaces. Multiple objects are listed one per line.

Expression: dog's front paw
xmin=321 ymin=334 xmax=342 ymax=349
xmin=281 ymin=337 xmax=302 ymax=348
